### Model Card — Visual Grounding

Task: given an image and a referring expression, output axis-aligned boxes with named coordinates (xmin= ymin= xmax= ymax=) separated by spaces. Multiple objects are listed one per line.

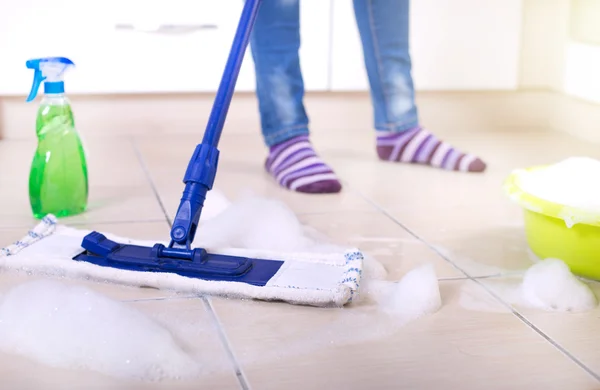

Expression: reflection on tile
xmin=474 ymin=277 xmax=600 ymax=382
xmin=0 ymin=192 xmax=36 ymax=228
xmin=297 ymin=211 xmax=463 ymax=280
xmin=0 ymin=141 xmax=35 ymax=186
xmin=212 ymin=280 xmax=598 ymax=390
xmin=423 ymin=224 xmax=534 ymax=277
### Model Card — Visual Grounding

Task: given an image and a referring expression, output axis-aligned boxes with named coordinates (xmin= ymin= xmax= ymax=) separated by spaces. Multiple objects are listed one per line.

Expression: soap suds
xmin=0 ymin=191 xmax=441 ymax=377
xmin=459 ymin=258 xmax=598 ymax=312
xmin=517 ymin=156 xmax=600 ymax=211
xmin=365 ymin=264 xmax=442 ymax=321
xmin=520 ymin=258 xmax=597 ymax=311
xmin=196 ymin=193 xmax=389 ymax=281
xmin=196 ymin=195 xmax=338 ymax=253
xmin=222 ymin=263 xmax=442 ymax=366
xmin=0 ymin=280 xmax=201 ymax=381
xmin=199 ymin=189 xmax=231 ymax=221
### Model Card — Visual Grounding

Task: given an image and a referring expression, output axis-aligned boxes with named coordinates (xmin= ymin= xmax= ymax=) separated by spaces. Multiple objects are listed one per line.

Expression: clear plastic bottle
xmin=26 ymin=57 xmax=88 ymax=219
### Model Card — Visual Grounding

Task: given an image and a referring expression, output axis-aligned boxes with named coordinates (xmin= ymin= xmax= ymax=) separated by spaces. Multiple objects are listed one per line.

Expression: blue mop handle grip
xmin=169 ymin=0 xmax=262 ymax=249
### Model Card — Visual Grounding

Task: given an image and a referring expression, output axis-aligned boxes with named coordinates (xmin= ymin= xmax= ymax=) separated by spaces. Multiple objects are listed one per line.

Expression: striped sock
xmin=266 ymin=135 xmax=342 ymax=194
xmin=376 ymin=127 xmax=487 ymax=172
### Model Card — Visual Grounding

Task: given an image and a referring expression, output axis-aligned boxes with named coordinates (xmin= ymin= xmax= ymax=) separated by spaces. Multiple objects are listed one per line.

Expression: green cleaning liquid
xmin=26 ymin=57 xmax=88 ymax=219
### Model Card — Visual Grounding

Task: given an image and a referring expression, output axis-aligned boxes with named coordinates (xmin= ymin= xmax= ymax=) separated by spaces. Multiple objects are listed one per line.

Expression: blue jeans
xmin=249 ymin=0 xmax=419 ymax=147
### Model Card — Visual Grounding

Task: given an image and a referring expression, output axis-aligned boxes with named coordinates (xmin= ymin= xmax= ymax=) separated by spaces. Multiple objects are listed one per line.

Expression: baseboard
xmin=1 ymin=90 xmax=597 ymax=142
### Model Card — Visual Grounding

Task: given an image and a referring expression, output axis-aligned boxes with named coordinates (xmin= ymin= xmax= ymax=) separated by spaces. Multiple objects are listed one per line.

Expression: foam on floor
xmin=0 ymin=191 xmax=442 ymax=377
xmin=196 ymin=193 xmax=389 ymax=280
xmin=219 ymin=264 xmax=442 ymax=366
xmin=520 ymin=258 xmax=597 ymax=311
xmin=0 ymin=280 xmax=200 ymax=381
xmin=198 ymin=193 xmax=439 ymax=321
xmin=365 ymin=264 xmax=442 ymax=321
xmin=459 ymin=258 xmax=598 ymax=312
xmin=196 ymin=195 xmax=338 ymax=253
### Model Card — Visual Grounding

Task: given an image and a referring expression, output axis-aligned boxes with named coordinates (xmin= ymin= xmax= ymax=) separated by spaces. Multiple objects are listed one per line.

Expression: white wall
xmin=561 ymin=0 xmax=600 ymax=103
xmin=563 ymin=42 xmax=600 ymax=104
xmin=0 ymin=0 xmax=524 ymax=95
xmin=518 ymin=0 xmax=570 ymax=91
xmin=330 ymin=0 xmax=523 ymax=91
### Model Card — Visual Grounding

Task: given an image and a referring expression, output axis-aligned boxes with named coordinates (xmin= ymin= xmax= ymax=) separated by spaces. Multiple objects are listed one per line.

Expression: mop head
xmin=0 ymin=213 xmax=364 ymax=308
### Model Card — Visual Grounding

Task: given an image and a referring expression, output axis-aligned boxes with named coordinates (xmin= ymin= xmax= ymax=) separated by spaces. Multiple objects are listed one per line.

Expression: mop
xmin=0 ymin=0 xmax=364 ymax=307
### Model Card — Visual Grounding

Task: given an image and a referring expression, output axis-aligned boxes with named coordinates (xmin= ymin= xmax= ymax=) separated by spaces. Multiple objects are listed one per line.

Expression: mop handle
xmin=201 ymin=0 xmax=262 ymax=148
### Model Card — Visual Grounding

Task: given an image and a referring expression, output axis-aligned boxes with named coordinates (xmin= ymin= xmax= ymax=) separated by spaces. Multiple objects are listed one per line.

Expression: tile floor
xmin=2 ymin=93 xmax=600 ymax=389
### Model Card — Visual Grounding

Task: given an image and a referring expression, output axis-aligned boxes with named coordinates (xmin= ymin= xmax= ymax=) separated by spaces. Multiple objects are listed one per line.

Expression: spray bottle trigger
xmin=26 ymin=69 xmax=46 ymax=102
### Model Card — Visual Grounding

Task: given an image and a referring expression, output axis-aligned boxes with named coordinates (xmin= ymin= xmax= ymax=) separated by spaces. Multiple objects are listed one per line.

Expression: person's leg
xmin=352 ymin=0 xmax=486 ymax=172
xmin=250 ymin=0 xmax=341 ymax=193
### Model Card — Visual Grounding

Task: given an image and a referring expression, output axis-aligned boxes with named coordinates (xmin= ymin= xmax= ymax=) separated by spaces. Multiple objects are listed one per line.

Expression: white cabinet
xmin=0 ymin=0 xmax=524 ymax=95
xmin=0 ymin=0 xmax=332 ymax=95
xmin=329 ymin=0 xmax=523 ymax=91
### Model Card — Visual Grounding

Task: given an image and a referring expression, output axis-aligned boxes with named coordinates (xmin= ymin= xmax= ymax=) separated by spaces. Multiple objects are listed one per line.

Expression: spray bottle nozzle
xmin=26 ymin=57 xmax=75 ymax=102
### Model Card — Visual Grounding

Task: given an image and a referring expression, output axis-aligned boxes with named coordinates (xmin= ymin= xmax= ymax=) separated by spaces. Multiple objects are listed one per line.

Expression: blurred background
xmin=0 ymin=0 xmax=597 ymax=143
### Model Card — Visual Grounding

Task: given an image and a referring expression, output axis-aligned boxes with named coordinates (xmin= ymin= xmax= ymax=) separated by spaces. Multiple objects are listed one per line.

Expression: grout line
xmin=68 ymin=218 xmax=168 ymax=227
xmin=468 ymin=277 xmax=600 ymax=383
xmin=203 ymin=298 xmax=251 ymax=390
xmin=130 ymin=294 xmax=250 ymax=388
xmin=130 ymin=139 xmax=173 ymax=226
xmin=130 ymin=138 xmax=249 ymax=389
xmin=437 ymin=276 xmax=471 ymax=281
xmin=122 ymin=295 xmax=200 ymax=303
xmin=352 ymin=189 xmax=600 ymax=383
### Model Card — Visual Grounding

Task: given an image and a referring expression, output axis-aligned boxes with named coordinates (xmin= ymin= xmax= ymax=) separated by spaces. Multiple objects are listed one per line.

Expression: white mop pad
xmin=0 ymin=215 xmax=364 ymax=307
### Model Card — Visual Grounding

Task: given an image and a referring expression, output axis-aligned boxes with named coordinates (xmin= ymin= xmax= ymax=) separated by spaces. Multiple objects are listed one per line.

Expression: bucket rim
xmin=503 ymin=165 xmax=600 ymax=228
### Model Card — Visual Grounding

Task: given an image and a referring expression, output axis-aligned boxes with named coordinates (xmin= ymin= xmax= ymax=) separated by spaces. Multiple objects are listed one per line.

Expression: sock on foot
xmin=376 ymin=127 xmax=486 ymax=172
xmin=265 ymin=135 xmax=342 ymax=194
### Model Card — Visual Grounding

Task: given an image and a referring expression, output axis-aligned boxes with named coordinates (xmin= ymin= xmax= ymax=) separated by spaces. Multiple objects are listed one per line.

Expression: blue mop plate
xmin=73 ymin=232 xmax=285 ymax=286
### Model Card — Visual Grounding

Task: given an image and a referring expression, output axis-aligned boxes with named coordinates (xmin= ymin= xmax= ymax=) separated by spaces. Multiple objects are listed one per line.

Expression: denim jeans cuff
xmin=263 ymin=124 xmax=310 ymax=147
xmin=375 ymin=117 xmax=419 ymax=133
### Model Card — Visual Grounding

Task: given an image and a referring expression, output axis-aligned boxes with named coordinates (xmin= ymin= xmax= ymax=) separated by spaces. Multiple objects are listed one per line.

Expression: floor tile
xmin=474 ymin=277 xmax=600 ymax=381
xmin=324 ymin=127 xmax=600 ymax=225
xmin=0 ymin=182 xmax=206 ymax=228
xmin=319 ymin=128 xmax=600 ymax=278
xmin=134 ymin=135 xmax=377 ymax=215
xmin=0 ymin=297 xmax=240 ymax=390
xmin=416 ymin=222 xmax=533 ymax=277
xmin=297 ymin=211 xmax=463 ymax=280
xmin=59 ymin=185 xmax=165 ymax=225
xmin=210 ymin=279 xmax=599 ymax=390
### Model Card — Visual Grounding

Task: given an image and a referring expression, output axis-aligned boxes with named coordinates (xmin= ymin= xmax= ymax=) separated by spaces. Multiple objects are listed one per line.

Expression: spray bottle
xmin=26 ymin=57 xmax=88 ymax=219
